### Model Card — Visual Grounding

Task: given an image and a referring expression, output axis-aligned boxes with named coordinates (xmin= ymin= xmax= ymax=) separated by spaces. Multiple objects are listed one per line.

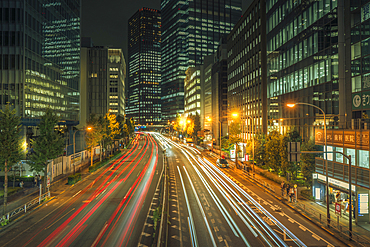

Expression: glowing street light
xmin=287 ymin=102 xmax=331 ymax=226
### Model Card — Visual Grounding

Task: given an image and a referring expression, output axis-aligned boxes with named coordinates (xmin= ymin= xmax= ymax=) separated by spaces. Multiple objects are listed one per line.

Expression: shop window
xmin=326 ymin=146 xmax=333 ymax=161
xmin=358 ymin=150 xmax=369 ymax=168
xmin=346 ymin=148 xmax=356 ymax=165
xmin=335 ymin=147 xmax=343 ymax=163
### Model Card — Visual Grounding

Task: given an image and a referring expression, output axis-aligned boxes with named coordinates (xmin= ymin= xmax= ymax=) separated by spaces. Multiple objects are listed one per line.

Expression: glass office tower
xmin=127 ymin=8 xmax=161 ymax=125
xmin=161 ymin=0 xmax=242 ymax=121
xmin=0 ymin=0 xmax=80 ymax=122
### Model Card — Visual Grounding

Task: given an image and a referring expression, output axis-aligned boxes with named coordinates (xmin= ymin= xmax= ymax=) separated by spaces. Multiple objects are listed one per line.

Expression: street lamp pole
xmin=246 ymin=116 xmax=255 ymax=173
xmin=287 ymin=102 xmax=329 ymax=226
xmin=219 ymin=120 xmax=222 ymax=160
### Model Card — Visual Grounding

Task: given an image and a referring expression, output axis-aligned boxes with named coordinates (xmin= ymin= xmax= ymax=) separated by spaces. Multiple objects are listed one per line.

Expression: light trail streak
xmin=177 ymin=166 xmax=198 ymax=247
xmin=37 ymin=135 xmax=146 ymax=247
xmin=201 ymin=157 xmax=306 ymax=247
xmin=183 ymin=166 xmax=217 ymax=247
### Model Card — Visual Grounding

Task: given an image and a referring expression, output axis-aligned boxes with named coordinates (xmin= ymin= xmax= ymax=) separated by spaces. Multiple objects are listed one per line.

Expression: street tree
xmin=253 ymin=133 xmax=266 ymax=165
xmin=0 ymin=104 xmax=24 ymax=214
xmin=192 ymin=112 xmax=201 ymax=144
xmin=85 ymin=114 xmax=104 ymax=162
xmin=104 ymin=113 xmax=120 ymax=155
xmin=29 ymin=108 xmax=65 ymax=193
xmin=229 ymin=119 xmax=242 ymax=167
xmin=264 ymin=130 xmax=281 ymax=172
xmin=301 ymin=139 xmax=321 ymax=188
xmin=173 ymin=113 xmax=181 ymax=134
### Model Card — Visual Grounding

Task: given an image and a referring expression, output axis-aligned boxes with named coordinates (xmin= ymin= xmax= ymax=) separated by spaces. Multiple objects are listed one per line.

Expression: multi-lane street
xmin=157 ymin=134 xmax=345 ymax=247
xmin=0 ymin=132 xmax=346 ymax=247
xmin=0 ymin=133 xmax=163 ymax=247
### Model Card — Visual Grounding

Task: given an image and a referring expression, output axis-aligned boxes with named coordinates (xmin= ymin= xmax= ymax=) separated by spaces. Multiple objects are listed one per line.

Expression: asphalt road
xmin=159 ymin=134 xmax=346 ymax=247
xmin=0 ymin=133 xmax=163 ymax=247
xmin=0 ymin=132 xmax=346 ymax=247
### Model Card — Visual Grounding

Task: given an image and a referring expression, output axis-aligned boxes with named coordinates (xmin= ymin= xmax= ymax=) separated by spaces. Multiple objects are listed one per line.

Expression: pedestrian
xmin=286 ymin=184 xmax=290 ymax=199
xmin=281 ymin=182 xmax=285 ymax=196
xmin=34 ymin=176 xmax=37 ymax=187
xmin=20 ymin=181 xmax=24 ymax=188
xmin=290 ymin=187 xmax=294 ymax=202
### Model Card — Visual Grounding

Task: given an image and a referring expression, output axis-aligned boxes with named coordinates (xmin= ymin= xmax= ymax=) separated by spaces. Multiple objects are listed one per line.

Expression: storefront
xmin=315 ymin=129 xmax=370 ymax=225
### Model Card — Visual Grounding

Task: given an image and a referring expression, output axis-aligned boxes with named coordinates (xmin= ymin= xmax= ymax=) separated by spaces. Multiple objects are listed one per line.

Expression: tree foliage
xmin=0 ymin=104 xmax=24 ymax=214
xmin=29 ymin=108 xmax=65 ymax=192
xmin=264 ymin=131 xmax=281 ymax=172
xmin=301 ymin=139 xmax=321 ymax=188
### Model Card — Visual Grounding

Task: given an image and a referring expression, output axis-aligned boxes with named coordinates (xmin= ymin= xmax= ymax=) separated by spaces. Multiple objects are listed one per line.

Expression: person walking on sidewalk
xmin=281 ymin=182 xmax=285 ymax=197
xmin=286 ymin=184 xmax=290 ymax=200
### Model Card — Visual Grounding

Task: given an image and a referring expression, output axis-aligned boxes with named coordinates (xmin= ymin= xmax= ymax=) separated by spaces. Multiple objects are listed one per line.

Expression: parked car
xmin=216 ymin=158 xmax=229 ymax=168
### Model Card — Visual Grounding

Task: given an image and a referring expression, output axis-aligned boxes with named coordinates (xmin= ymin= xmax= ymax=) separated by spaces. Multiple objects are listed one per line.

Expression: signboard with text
xmin=352 ymin=91 xmax=370 ymax=110
xmin=315 ymin=129 xmax=370 ymax=150
xmin=359 ymin=193 xmax=369 ymax=215
xmin=335 ymin=203 xmax=341 ymax=216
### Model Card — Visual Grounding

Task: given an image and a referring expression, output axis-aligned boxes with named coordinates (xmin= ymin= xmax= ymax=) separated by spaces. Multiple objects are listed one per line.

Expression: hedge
xmin=68 ymin=173 xmax=81 ymax=185
xmin=0 ymin=176 xmax=35 ymax=183
xmin=0 ymin=187 xmax=23 ymax=198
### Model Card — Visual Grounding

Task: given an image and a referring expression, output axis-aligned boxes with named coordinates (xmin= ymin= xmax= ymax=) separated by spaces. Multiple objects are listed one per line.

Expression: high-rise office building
xmin=200 ymin=38 xmax=228 ymax=146
xmin=0 ymin=0 xmax=80 ymax=153
xmin=184 ymin=66 xmax=201 ymax=117
xmin=80 ymin=39 xmax=126 ymax=127
xmin=0 ymin=0 xmax=80 ymax=123
xmin=227 ymin=0 xmax=267 ymax=137
xmin=127 ymin=8 xmax=161 ymax=125
xmin=161 ymin=0 xmax=242 ymax=121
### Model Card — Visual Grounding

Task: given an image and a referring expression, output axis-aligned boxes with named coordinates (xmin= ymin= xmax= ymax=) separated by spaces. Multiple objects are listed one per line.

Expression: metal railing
xmin=0 ymin=192 xmax=50 ymax=224
xmin=293 ymin=201 xmax=370 ymax=247
xmin=243 ymin=170 xmax=370 ymax=246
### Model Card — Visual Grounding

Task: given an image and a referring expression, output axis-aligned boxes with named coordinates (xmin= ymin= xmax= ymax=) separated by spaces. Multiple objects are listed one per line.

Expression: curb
xmin=234 ymin=170 xmax=352 ymax=247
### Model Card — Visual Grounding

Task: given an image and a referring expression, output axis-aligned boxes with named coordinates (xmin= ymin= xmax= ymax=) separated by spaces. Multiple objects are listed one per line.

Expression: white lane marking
xmin=178 ymin=167 xmax=198 ymax=247
xmin=72 ymin=190 xmax=82 ymax=198
xmin=91 ymin=222 xmax=108 ymax=247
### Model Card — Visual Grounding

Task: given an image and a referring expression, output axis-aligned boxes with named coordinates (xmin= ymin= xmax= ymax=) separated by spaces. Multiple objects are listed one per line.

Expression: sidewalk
xmin=240 ymin=165 xmax=370 ymax=246
xmin=0 ymin=152 xmax=116 ymax=218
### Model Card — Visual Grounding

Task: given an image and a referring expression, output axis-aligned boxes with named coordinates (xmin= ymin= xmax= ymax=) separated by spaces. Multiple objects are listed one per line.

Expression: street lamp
xmin=231 ymin=112 xmax=243 ymax=169
xmin=287 ymin=102 xmax=330 ymax=226
xmin=245 ymin=115 xmax=255 ymax=174
xmin=86 ymin=126 xmax=94 ymax=166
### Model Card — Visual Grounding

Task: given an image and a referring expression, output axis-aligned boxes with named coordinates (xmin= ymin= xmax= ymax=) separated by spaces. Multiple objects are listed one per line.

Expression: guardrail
xmin=156 ymin=155 xmax=169 ymax=247
xmin=242 ymin=170 xmax=370 ymax=246
xmin=0 ymin=192 xmax=50 ymax=224
xmin=294 ymin=201 xmax=370 ymax=247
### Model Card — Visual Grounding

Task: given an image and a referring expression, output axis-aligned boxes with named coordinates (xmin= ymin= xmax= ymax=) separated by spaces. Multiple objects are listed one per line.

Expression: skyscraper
xmin=0 ymin=0 xmax=80 ymax=122
xmin=0 ymin=0 xmax=80 ymax=149
xmin=161 ymin=0 xmax=242 ymax=121
xmin=127 ymin=8 xmax=161 ymax=125
xmin=80 ymin=39 xmax=126 ymax=127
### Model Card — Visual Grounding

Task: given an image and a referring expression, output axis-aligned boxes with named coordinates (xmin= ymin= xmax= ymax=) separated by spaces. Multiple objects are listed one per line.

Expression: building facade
xmin=161 ymin=0 xmax=242 ymax=121
xmin=0 ymin=0 xmax=80 ymax=123
xmin=127 ymin=8 xmax=161 ymax=125
xmin=200 ymin=39 xmax=228 ymax=146
xmin=266 ymin=0 xmax=370 ymax=226
xmin=227 ymin=0 xmax=267 ymax=141
xmin=80 ymin=41 xmax=126 ymax=127
xmin=184 ymin=66 xmax=201 ymax=117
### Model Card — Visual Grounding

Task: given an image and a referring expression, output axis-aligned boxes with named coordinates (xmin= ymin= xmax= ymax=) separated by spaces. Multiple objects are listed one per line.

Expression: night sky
xmin=81 ymin=0 xmax=253 ymax=59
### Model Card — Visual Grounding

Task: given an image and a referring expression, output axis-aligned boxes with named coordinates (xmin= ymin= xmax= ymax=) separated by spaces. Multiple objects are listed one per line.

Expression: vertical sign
xmin=359 ymin=193 xmax=369 ymax=215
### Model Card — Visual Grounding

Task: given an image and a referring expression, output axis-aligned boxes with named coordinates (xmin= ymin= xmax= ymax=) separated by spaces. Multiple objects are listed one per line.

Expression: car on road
xmin=216 ymin=158 xmax=229 ymax=168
